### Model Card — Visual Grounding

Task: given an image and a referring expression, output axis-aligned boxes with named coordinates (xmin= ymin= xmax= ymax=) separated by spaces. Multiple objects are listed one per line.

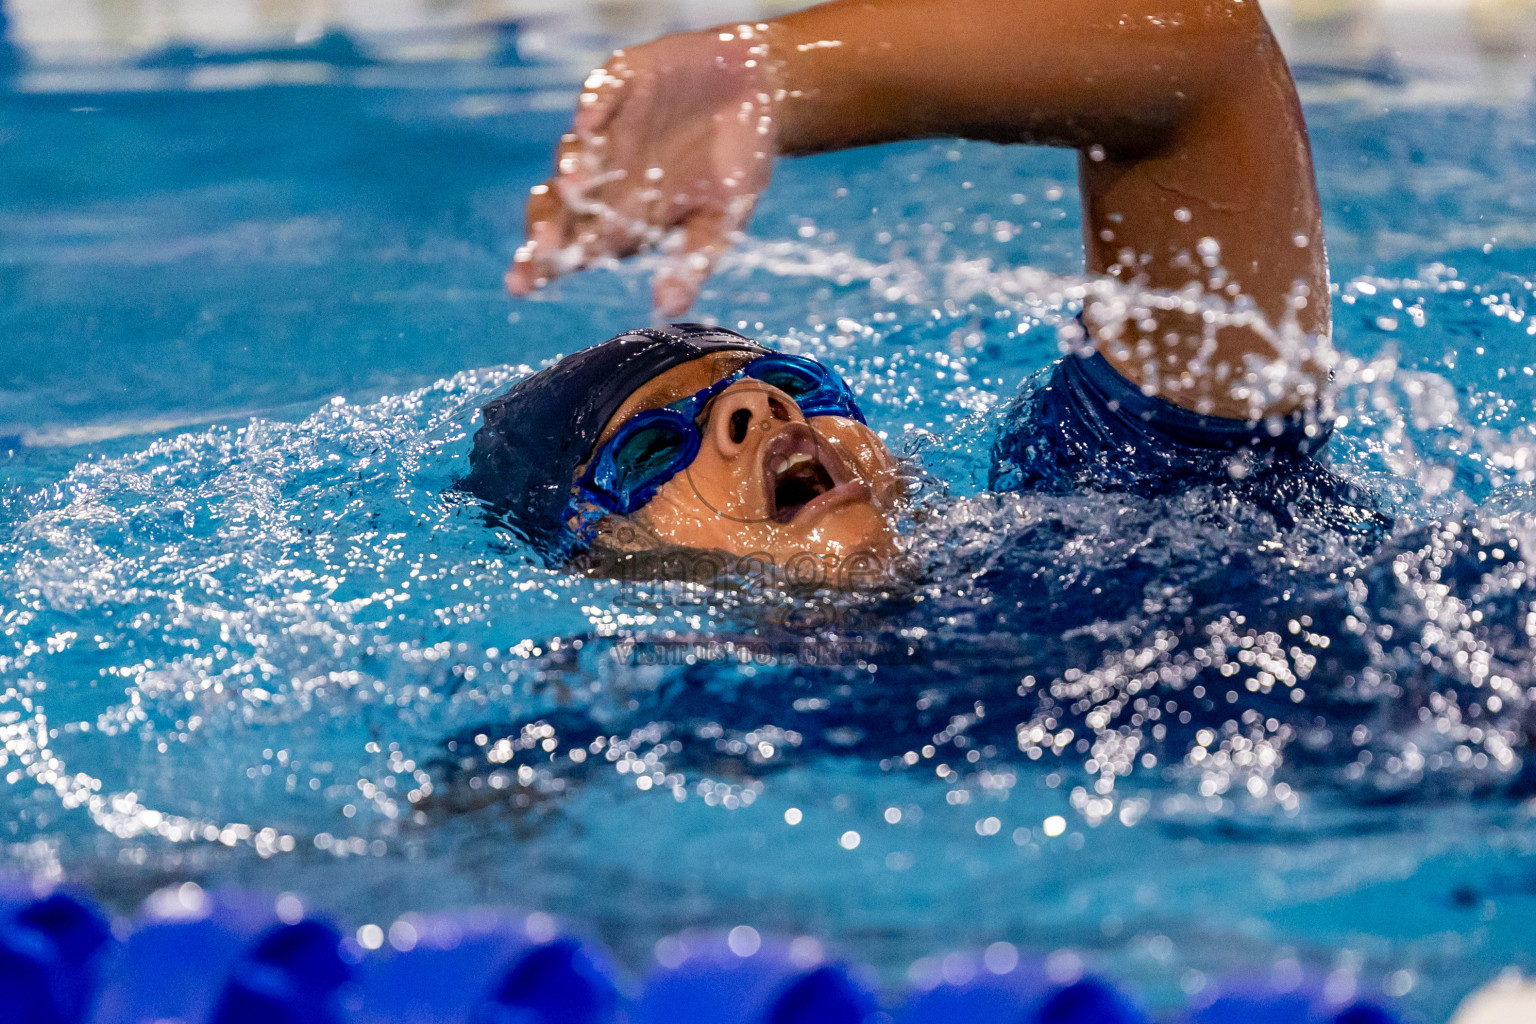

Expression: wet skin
xmin=580 ymin=352 xmax=902 ymax=568
xmin=507 ymin=0 xmax=1329 ymax=421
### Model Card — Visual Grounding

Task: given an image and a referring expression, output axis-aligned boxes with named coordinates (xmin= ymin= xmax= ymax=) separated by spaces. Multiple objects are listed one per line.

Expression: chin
xmin=773 ymin=503 xmax=898 ymax=566
xmin=632 ymin=475 xmax=899 ymax=579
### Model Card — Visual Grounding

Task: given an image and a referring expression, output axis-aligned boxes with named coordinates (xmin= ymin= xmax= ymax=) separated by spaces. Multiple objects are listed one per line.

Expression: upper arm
xmin=772 ymin=0 xmax=1327 ymax=418
xmin=1078 ymin=12 xmax=1330 ymax=418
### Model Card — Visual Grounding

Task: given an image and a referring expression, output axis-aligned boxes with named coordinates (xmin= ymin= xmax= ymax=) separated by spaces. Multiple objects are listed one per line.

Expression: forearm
xmin=764 ymin=0 xmax=1260 ymax=157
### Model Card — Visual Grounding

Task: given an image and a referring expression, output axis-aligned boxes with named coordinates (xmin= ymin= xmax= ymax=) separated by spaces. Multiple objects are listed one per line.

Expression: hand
xmin=505 ymin=27 xmax=782 ymax=316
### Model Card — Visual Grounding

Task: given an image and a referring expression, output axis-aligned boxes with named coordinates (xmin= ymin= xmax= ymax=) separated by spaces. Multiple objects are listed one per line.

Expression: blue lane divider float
xmin=0 ymin=887 xmax=112 ymax=1024
xmin=899 ymin=960 xmax=1150 ymax=1024
xmin=633 ymin=932 xmax=878 ymax=1024
xmin=1187 ymin=981 xmax=1403 ymax=1024
xmin=0 ymin=883 xmax=1412 ymax=1024
xmin=353 ymin=914 xmax=620 ymax=1024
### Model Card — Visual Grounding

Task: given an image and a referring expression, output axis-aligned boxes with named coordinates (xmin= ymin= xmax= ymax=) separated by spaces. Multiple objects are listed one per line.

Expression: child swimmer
xmin=464 ymin=0 xmax=1363 ymax=573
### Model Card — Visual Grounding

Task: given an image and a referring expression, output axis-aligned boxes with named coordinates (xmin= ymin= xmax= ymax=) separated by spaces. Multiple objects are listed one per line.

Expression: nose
xmin=705 ymin=379 xmax=803 ymax=458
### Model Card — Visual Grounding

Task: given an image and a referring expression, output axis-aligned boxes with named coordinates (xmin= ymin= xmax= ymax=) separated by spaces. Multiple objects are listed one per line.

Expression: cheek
xmin=675 ymin=452 xmax=764 ymax=514
xmin=804 ymin=506 xmax=898 ymax=563
xmin=823 ymin=426 xmax=899 ymax=492
xmin=634 ymin=468 xmax=755 ymax=537
xmin=633 ymin=481 xmax=701 ymax=530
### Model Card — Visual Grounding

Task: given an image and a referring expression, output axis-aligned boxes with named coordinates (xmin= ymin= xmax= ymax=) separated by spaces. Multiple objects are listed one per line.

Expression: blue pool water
xmin=3 ymin=45 xmax=1536 ymax=1022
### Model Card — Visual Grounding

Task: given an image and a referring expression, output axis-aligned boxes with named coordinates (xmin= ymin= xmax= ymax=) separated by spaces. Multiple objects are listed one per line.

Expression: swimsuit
xmin=991 ymin=350 xmax=1382 ymax=534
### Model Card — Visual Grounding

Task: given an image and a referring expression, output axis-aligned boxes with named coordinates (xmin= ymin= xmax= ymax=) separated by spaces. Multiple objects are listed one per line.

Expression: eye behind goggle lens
xmin=749 ymin=356 xmax=864 ymax=421
xmin=610 ymin=421 xmax=690 ymax=491
xmin=750 ymin=357 xmax=835 ymax=403
xmin=752 ymin=367 xmax=817 ymax=399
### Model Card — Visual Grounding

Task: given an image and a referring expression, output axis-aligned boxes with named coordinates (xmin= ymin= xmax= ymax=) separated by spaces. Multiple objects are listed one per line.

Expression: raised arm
xmin=507 ymin=0 xmax=1328 ymax=418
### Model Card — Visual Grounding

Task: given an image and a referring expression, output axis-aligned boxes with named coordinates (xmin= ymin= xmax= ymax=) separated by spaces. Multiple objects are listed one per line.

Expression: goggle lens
xmin=745 ymin=355 xmax=863 ymax=421
xmin=607 ymin=421 xmax=690 ymax=494
xmin=748 ymin=360 xmax=823 ymax=402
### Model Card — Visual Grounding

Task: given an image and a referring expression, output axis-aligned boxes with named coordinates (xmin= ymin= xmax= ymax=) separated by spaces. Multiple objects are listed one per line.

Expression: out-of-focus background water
xmin=4 ymin=2 xmax=1536 ymax=1022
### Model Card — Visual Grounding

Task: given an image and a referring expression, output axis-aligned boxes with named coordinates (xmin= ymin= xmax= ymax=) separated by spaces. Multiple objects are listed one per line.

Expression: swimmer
xmin=463 ymin=0 xmax=1359 ymax=574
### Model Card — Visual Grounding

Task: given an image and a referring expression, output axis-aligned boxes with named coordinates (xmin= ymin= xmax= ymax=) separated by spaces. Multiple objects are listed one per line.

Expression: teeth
xmin=772 ymin=452 xmax=814 ymax=476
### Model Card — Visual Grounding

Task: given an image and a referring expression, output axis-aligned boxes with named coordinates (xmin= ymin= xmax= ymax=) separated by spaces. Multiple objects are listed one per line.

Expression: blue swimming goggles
xmin=564 ymin=352 xmax=866 ymax=540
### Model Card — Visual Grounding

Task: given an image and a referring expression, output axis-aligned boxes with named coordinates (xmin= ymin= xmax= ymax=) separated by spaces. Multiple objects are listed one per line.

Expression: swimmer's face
xmin=584 ymin=352 xmax=902 ymax=567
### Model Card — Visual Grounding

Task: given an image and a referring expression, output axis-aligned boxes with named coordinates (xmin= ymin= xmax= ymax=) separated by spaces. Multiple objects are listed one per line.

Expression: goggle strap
xmin=556 ymin=500 xmax=610 ymax=557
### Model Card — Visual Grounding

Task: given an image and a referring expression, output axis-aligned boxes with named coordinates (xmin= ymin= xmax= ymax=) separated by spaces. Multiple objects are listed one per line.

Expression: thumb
xmin=651 ymin=198 xmax=754 ymax=317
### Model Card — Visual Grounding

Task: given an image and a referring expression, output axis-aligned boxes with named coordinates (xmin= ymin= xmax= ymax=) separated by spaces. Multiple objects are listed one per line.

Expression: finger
xmin=573 ymin=57 xmax=631 ymax=137
xmin=509 ymin=182 xmax=639 ymax=296
xmin=541 ymin=135 xmax=627 ymax=252
xmin=550 ymin=142 xmax=661 ymax=266
xmin=652 ymin=201 xmax=753 ymax=317
xmin=553 ymin=131 xmax=602 ymax=191
xmin=506 ymin=183 xmax=572 ymax=295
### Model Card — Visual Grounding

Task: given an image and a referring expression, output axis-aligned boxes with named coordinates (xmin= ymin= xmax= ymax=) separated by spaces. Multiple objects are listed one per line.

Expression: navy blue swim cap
xmin=461 ymin=323 xmax=770 ymax=561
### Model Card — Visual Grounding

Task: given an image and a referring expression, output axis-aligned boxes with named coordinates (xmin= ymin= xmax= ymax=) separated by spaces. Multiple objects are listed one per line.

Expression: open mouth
xmin=770 ymin=451 xmax=837 ymax=522
xmin=762 ymin=426 xmax=845 ymax=524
